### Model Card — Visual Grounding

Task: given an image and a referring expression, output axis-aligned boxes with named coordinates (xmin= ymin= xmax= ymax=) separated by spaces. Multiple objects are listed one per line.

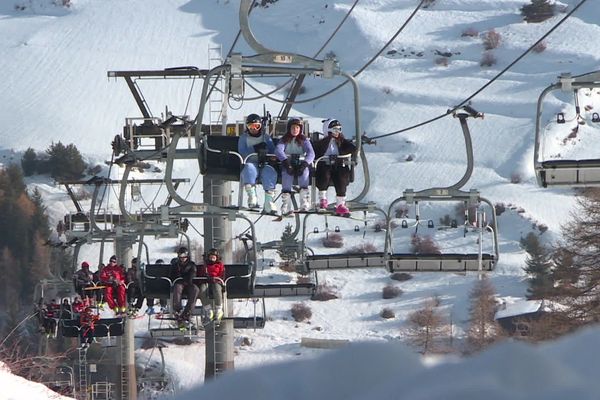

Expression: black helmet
xmin=287 ymin=117 xmax=303 ymax=134
xmin=246 ymin=113 xmax=261 ymax=125
xmin=131 ymin=257 xmax=138 ymax=265
xmin=177 ymin=247 xmax=189 ymax=258
xmin=207 ymin=248 xmax=220 ymax=257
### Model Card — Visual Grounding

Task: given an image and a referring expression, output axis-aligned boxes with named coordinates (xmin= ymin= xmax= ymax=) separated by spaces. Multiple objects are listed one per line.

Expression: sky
xmin=2 ymin=0 xmax=600 ymax=399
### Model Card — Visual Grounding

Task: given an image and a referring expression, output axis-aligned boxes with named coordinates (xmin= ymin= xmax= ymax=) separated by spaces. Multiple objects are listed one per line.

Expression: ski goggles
xmin=330 ymin=126 xmax=342 ymax=133
xmin=247 ymin=122 xmax=262 ymax=130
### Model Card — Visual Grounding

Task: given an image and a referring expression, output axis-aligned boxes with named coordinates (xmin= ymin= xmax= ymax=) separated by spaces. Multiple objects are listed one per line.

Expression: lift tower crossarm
xmin=107 ymin=68 xmax=209 ymax=120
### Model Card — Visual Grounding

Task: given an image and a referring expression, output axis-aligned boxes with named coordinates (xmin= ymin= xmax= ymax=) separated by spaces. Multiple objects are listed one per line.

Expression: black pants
xmin=173 ymin=282 xmax=200 ymax=314
xmin=127 ymin=283 xmax=144 ymax=309
xmin=315 ymin=164 xmax=351 ymax=196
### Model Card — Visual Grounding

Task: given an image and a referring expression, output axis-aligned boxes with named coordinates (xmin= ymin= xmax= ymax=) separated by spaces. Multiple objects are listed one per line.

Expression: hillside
xmin=2 ymin=0 xmax=600 ymax=398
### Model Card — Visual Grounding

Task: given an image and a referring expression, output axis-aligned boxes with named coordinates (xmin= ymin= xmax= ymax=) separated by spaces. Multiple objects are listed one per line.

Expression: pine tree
xmin=466 ymin=276 xmax=502 ymax=352
xmin=46 ymin=141 xmax=86 ymax=180
xmin=521 ymin=0 xmax=556 ymax=23
xmin=278 ymin=223 xmax=299 ymax=261
xmin=21 ymin=148 xmax=38 ymax=176
xmin=521 ymin=232 xmax=553 ymax=300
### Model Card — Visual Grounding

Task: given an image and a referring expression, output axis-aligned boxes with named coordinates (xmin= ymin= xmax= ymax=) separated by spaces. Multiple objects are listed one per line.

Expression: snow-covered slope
xmin=2 ymin=0 xmax=600 ymax=398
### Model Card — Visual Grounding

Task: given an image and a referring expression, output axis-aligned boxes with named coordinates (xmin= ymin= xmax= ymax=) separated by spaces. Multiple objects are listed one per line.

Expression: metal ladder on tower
xmin=207 ymin=322 xmax=227 ymax=378
xmin=77 ymin=347 xmax=88 ymax=400
xmin=208 ymin=44 xmax=226 ymax=135
xmin=120 ymin=335 xmax=129 ymax=400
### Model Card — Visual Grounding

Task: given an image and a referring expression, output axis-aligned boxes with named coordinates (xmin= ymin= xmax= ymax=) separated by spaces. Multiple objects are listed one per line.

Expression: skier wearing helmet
xmin=275 ymin=117 xmax=315 ymax=215
xmin=313 ymin=118 xmax=356 ymax=216
xmin=170 ymin=247 xmax=200 ymax=324
xmin=238 ymin=113 xmax=278 ymax=215
xmin=198 ymin=248 xmax=225 ymax=323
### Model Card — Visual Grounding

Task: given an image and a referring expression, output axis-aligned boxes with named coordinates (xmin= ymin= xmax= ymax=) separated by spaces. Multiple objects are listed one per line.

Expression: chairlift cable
xmin=243 ymin=0 xmax=426 ymax=105
xmin=183 ymin=171 xmax=201 ymax=201
xmin=186 ymin=219 xmax=204 ymax=238
xmin=183 ymin=77 xmax=197 ymax=117
xmin=370 ymin=0 xmax=590 ymax=141
xmin=240 ymin=0 xmax=361 ymax=104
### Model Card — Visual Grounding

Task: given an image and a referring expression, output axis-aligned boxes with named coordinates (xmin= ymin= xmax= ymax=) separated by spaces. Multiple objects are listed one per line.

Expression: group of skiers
xmin=238 ymin=114 xmax=356 ymax=217
xmin=170 ymin=246 xmax=225 ymax=326
xmin=70 ymin=248 xmax=226 ymax=326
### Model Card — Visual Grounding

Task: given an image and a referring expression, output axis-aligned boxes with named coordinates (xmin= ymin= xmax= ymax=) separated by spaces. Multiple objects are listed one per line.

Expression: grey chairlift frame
xmin=382 ymin=107 xmax=498 ymax=272
xmin=298 ymin=203 xmax=388 ymax=272
xmin=534 ymin=71 xmax=600 ymax=187
xmin=385 ymin=188 xmax=499 ymax=272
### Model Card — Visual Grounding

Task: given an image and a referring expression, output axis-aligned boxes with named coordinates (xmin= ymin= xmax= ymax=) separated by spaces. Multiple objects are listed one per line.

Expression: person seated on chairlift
xmin=99 ymin=255 xmax=127 ymax=315
xmin=275 ymin=117 xmax=315 ymax=215
xmin=42 ymin=299 xmax=60 ymax=337
xmin=198 ymin=248 xmax=225 ymax=323
xmin=170 ymin=247 xmax=200 ymax=324
xmin=238 ymin=113 xmax=279 ymax=215
xmin=79 ymin=306 xmax=100 ymax=348
xmin=73 ymin=261 xmax=95 ymax=299
xmin=126 ymin=257 xmax=144 ymax=316
xmin=60 ymin=298 xmax=72 ymax=319
xmin=313 ymin=118 xmax=356 ymax=217
xmin=72 ymin=296 xmax=85 ymax=314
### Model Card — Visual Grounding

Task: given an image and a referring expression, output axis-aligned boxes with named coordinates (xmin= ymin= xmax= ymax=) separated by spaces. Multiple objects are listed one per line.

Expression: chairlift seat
xmin=60 ymin=317 xmax=125 ymax=337
xmin=305 ymin=252 xmax=386 ymax=271
xmin=253 ymin=283 xmax=316 ymax=297
xmin=230 ymin=316 xmax=266 ymax=329
xmin=201 ymin=136 xmax=245 ymax=181
xmin=141 ymin=263 xmax=254 ymax=299
xmin=537 ymin=159 xmax=600 ymax=187
xmin=140 ymin=264 xmax=172 ymax=299
xmin=388 ymin=253 xmax=495 ymax=272
xmin=149 ymin=326 xmax=199 ymax=338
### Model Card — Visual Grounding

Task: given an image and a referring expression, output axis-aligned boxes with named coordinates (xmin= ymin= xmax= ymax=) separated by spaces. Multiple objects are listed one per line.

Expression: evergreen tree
xmin=466 ymin=276 xmax=502 ymax=352
xmin=521 ymin=0 xmax=556 ymax=23
xmin=278 ymin=223 xmax=299 ymax=261
xmin=521 ymin=232 xmax=553 ymax=300
xmin=46 ymin=141 xmax=86 ymax=180
xmin=21 ymin=148 xmax=38 ymax=176
xmin=30 ymin=188 xmax=50 ymax=238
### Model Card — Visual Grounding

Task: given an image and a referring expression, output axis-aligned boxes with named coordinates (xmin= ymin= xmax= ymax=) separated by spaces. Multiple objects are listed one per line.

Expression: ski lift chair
xmin=298 ymin=210 xmax=387 ymax=272
xmin=534 ymin=71 xmax=600 ymax=187
xmin=385 ymin=189 xmax=499 ymax=272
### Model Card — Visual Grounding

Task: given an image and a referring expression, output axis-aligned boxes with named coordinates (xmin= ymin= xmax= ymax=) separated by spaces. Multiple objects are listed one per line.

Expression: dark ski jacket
xmin=313 ymin=134 xmax=356 ymax=160
xmin=170 ymin=258 xmax=197 ymax=285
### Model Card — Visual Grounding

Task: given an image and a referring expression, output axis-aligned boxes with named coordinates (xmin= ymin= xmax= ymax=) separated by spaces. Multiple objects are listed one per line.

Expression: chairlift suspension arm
xmin=63 ymin=183 xmax=84 ymax=213
xmin=574 ymin=89 xmax=581 ymax=119
xmin=124 ymin=76 xmax=152 ymax=120
xmin=450 ymin=111 xmax=476 ymax=190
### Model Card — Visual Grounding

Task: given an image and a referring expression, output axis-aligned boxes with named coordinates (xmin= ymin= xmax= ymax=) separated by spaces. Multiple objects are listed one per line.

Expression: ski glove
xmin=299 ymin=161 xmax=310 ymax=172
xmin=282 ymin=159 xmax=294 ymax=175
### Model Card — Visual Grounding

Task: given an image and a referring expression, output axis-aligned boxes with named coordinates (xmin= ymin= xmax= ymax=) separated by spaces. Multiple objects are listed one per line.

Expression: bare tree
xmin=405 ymin=297 xmax=447 ymax=354
xmin=556 ymin=189 xmax=600 ymax=324
xmin=466 ymin=276 xmax=502 ymax=352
